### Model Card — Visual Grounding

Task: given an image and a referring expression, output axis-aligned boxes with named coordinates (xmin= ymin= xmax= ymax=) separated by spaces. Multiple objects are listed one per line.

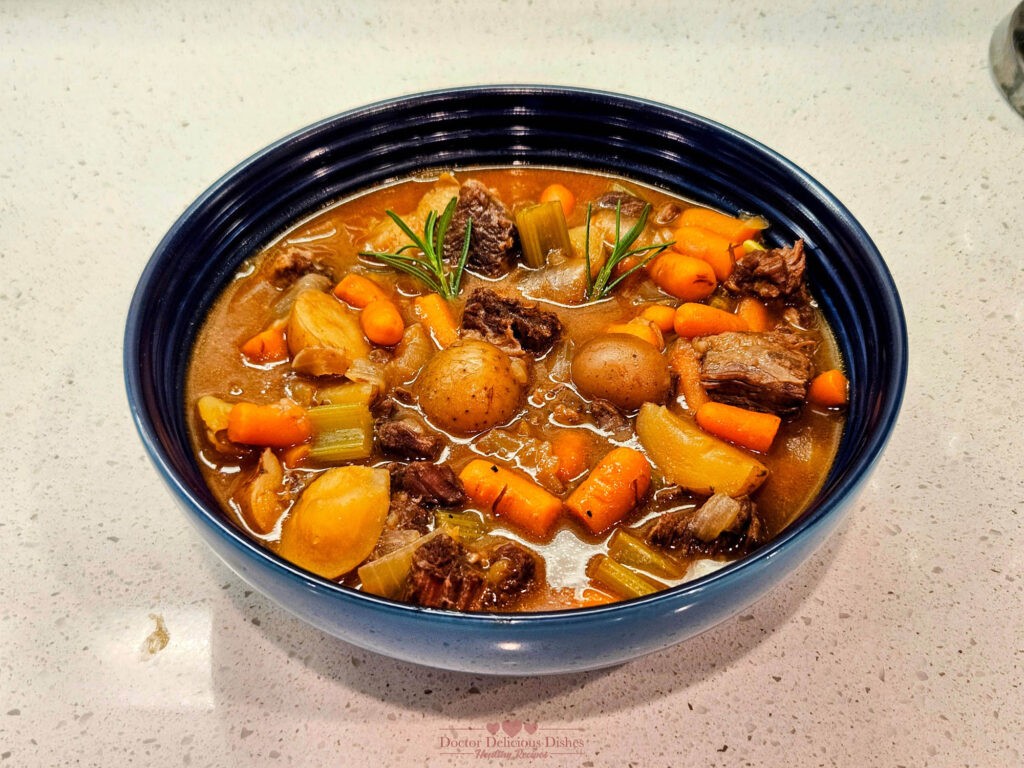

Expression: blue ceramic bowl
xmin=125 ymin=86 xmax=907 ymax=675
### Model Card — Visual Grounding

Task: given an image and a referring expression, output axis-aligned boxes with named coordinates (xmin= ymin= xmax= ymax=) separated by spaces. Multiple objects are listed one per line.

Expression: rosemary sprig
xmin=359 ymin=197 xmax=472 ymax=300
xmin=584 ymin=201 xmax=673 ymax=302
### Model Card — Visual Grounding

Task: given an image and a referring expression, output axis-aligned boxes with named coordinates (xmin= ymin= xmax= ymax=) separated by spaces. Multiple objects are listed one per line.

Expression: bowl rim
xmin=125 ymin=84 xmax=908 ymax=626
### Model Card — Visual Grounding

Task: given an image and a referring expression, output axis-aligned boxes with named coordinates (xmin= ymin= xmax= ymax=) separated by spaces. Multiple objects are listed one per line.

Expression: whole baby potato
xmin=571 ymin=333 xmax=671 ymax=411
xmin=415 ymin=340 xmax=524 ymax=435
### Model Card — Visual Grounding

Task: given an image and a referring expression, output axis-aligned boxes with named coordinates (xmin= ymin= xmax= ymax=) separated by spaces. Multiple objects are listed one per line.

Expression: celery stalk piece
xmin=515 ymin=201 xmax=574 ymax=268
xmin=436 ymin=510 xmax=487 ymax=540
xmin=358 ymin=529 xmax=442 ymax=599
xmin=585 ymin=554 xmax=666 ymax=600
xmin=307 ymin=403 xmax=374 ymax=463
xmin=314 ymin=381 xmax=377 ymax=407
xmin=607 ymin=529 xmax=687 ymax=580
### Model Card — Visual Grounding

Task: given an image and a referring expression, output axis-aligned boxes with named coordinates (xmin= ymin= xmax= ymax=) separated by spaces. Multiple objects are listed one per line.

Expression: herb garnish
xmin=584 ymin=202 xmax=673 ymax=302
xmin=360 ymin=197 xmax=471 ymax=300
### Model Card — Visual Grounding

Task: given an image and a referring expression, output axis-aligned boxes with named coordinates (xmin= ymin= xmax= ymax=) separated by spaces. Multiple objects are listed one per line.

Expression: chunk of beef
xmin=386 ymin=490 xmax=434 ymax=534
xmin=264 ymin=244 xmax=335 ymax=287
xmin=647 ymin=494 xmax=760 ymax=556
xmin=405 ymin=533 xmax=488 ymax=611
xmin=724 ymin=240 xmax=807 ymax=300
xmin=461 ymin=287 xmax=563 ymax=356
xmin=484 ymin=542 xmax=537 ymax=599
xmin=390 ymin=461 xmax=466 ymax=507
xmin=654 ymin=201 xmax=683 ymax=226
xmin=595 ymin=190 xmax=649 ymax=218
xmin=588 ymin=398 xmax=630 ymax=434
xmin=377 ymin=419 xmax=443 ymax=460
xmin=694 ymin=330 xmax=815 ymax=417
xmin=403 ymin=534 xmax=538 ymax=611
xmin=442 ymin=180 xmax=516 ymax=277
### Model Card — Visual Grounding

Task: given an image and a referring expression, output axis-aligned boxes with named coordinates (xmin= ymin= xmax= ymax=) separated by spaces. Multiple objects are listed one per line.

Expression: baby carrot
xmin=360 ymin=299 xmax=405 ymax=346
xmin=672 ymin=225 xmax=735 ymax=280
xmin=666 ymin=338 xmax=709 ymax=414
xmin=240 ymin=321 xmax=289 ymax=363
xmin=539 ymin=183 xmax=576 ymax=218
xmin=413 ymin=293 xmax=459 ymax=348
xmin=736 ymin=296 xmax=772 ymax=332
xmin=695 ymin=401 xmax=781 ymax=453
xmin=673 ymin=303 xmax=749 ymax=338
xmin=459 ymin=459 xmax=563 ymax=540
xmin=566 ymin=447 xmax=652 ymax=534
xmin=808 ymin=369 xmax=849 ymax=407
xmin=639 ymin=304 xmax=677 ymax=334
xmin=648 ymin=252 xmax=717 ymax=301
xmin=227 ymin=400 xmax=312 ymax=448
xmin=333 ymin=273 xmax=389 ymax=308
xmin=679 ymin=208 xmax=767 ymax=244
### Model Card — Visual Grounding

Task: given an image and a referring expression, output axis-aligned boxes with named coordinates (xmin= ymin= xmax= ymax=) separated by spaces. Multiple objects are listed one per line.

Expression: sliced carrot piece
xmin=459 ymin=459 xmax=563 ymax=540
xmin=673 ymin=303 xmax=749 ymax=338
xmin=808 ymin=369 xmax=849 ymax=407
xmin=695 ymin=401 xmax=781 ymax=453
xmin=566 ymin=447 xmax=652 ymax=534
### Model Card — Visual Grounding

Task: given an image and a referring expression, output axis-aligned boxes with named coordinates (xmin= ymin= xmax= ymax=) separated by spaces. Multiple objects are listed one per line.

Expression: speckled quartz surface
xmin=2 ymin=1 xmax=1022 ymax=765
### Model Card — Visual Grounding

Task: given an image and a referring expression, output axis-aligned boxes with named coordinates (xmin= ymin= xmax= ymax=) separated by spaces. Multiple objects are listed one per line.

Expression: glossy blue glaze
xmin=125 ymin=86 xmax=907 ymax=675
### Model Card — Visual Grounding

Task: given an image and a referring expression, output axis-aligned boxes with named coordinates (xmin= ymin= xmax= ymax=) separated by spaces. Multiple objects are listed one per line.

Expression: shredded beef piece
xmin=694 ymin=330 xmax=815 ymax=417
xmin=265 ymin=245 xmax=334 ymax=287
xmin=390 ymin=461 xmax=466 ymax=508
xmin=460 ymin=287 xmax=563 ymax=356
xmin=724 ymin=240 xmax=807 ymax=300
xmin=595 ymin=191 xmax=649 ymax=218
xmin=484 ymin=542 xmax=537 ymax=598
xmin=403 ymin=534 xmax=538 ymax=611
xmin=442 ymin=180 xmax=516 ymax=277
xmin=386 ymin=491 xmax=434 ymax=534
xmin=654 ymin=202 xmax=683 ymax=226
xmin=371 ymin=396 xmax=398 ymax=419
xmin=377 ymin=419 xmax=443 ymax=460
xmin=405 ymin=534 xmax=488 ymax=611
xmin=588 ymin=398 xmax=630 ymax=433
xmin=647 ymin=494 xmax=760 ymax=556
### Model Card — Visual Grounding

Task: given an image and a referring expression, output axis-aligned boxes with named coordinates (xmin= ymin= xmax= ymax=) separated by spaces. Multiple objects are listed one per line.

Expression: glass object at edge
xmin=991 ymin=2 xmax=1024 ymax=116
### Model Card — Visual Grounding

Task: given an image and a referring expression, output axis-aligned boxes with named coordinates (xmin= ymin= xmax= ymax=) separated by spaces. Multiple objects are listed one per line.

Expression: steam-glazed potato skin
xmin=286 ymin=289 xmax=370 ymax=362
xmin=414 ymin=340 xmax=524 ymax=435
xmin=570 ymin=333 xmax=672 ymax=411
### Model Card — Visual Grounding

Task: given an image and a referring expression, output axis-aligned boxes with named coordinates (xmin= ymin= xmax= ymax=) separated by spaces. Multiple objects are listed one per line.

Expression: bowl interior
xmin=126 ymin=86 xmax=907 ymax=617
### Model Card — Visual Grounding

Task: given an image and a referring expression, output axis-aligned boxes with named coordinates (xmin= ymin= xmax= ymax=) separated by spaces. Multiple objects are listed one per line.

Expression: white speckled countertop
xmin=2 ymin=1 xmax=1022 ymax=765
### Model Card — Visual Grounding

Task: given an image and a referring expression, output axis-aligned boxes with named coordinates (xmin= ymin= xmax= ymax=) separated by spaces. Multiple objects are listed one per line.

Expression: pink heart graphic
xmin=502 ymin=720 xmax=522 ymax=737
xmin=523 ymin=722 xmax=538 ymax=734
xmin=486 ymin=722 xmax=500 ymax=735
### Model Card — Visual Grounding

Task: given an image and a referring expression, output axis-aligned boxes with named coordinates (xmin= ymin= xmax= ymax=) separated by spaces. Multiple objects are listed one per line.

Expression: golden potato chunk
xmin=277 ymin=466 xmax=389 ymax=579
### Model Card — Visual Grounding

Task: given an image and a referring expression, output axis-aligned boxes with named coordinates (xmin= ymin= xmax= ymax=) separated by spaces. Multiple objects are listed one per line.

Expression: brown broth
xmin=186 ymin=167 xmax=844 ymax=610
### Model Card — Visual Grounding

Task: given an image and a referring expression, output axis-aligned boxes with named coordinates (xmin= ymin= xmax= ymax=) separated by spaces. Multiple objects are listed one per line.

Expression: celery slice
xmin=358 ymin=529 xmax=442 ymax=599
xmin=515 ymin=201 xmax=574 ymax=268
xmin=585 ymin=554 xmax=666 ymax=600
xmin=314 ymin=381 xmax=377 ymax=407
xmin=607 ymin=529 xmax=687 ymax=580
xmin=307 ymin=403 xmax=373 ymax=463
xmin=437 ymin=510 xmax=487 ymax=540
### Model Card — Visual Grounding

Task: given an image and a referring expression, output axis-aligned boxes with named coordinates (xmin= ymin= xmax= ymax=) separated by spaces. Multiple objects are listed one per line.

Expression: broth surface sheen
xmin=187 ymin=167 xmax=845 ymax=612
